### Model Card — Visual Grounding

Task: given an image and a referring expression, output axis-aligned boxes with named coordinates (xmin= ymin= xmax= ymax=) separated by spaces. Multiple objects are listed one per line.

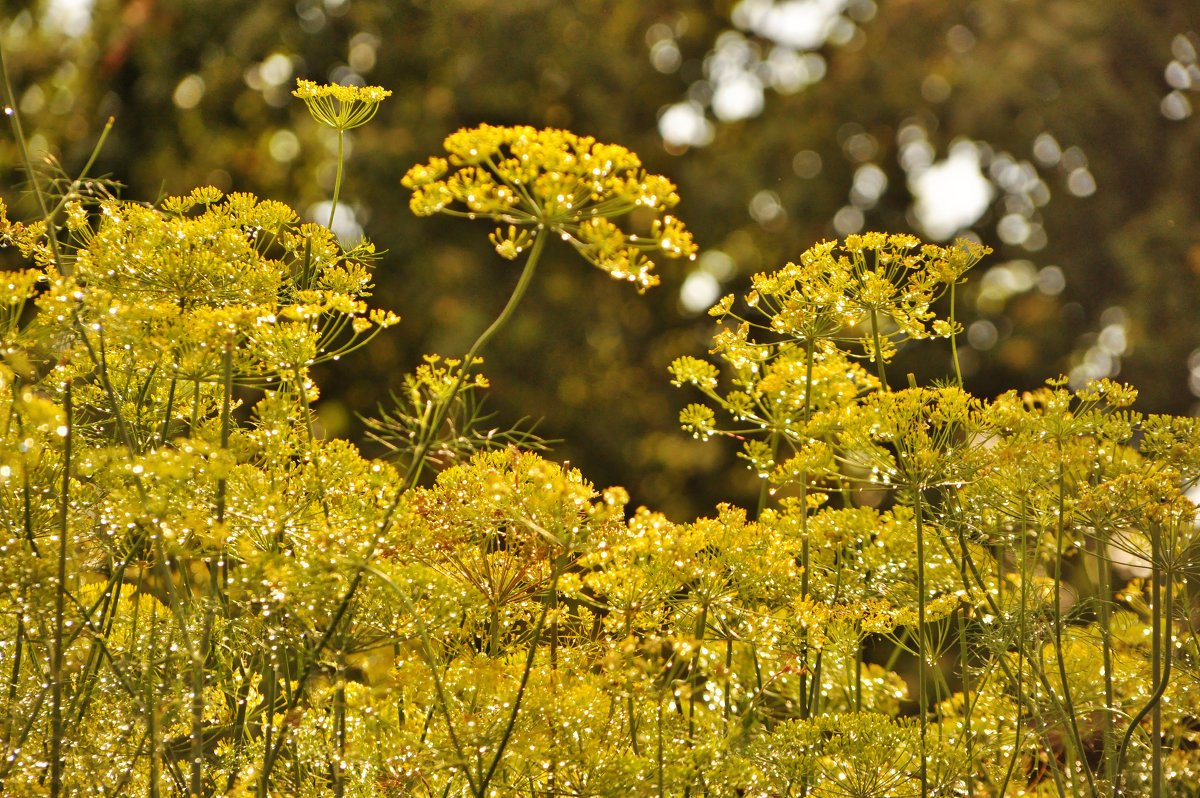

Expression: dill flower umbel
xmin=402 ymin=124 xmax=697 ymax=292
xmin=294 ymin=79 xmax=392 ymax=231
xmin=293 ymin=79 xmax=392 ymax=131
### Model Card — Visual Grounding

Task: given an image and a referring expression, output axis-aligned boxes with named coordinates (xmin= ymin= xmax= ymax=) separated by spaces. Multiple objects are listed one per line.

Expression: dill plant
xmin=2 ymin=58 xmax=1200 ymax=798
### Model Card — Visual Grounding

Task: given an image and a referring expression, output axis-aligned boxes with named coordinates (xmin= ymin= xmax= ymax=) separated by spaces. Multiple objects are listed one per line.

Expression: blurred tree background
xmin=4 ymin=0 xmax=1199 ymax=520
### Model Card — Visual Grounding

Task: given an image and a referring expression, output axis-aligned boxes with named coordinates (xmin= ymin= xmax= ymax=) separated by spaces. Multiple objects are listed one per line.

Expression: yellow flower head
xmin=403 ymin=125 xmax=697 ymax=292
xmin=293 ymin=79 xmax=392 ymax=131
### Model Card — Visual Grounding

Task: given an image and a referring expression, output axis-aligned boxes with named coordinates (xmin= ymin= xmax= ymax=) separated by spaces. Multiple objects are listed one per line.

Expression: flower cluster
xmin=402 ymin=124 xmax=697 ymax=291
xmin=293 ymin=78 xmax=392 ymax=131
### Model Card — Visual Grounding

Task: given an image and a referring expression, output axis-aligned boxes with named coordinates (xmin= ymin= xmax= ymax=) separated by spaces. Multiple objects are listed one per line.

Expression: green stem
xmin=1052 ymin=454 xmax=1097 ymax=798
xmin=1113 ymin=551 xmax=1173 ymax=796
xmin=798 ymin=336 xmax=814 ymax=719
xmin=723 ymin=638 xmax=734 ymax=724
xmin=656 ymin=700 xmax=665 ymax=798
xmin=686 ymin=603 xmax=708 ymax=743
xmin=190 ymin=591 xmax=214 ymax=796
xmin=295 ymin=362 xmax=331 ymax=522
xmin=949 ymin=280 xmax=964 ymax=388
xmin=478 ymin=561 xmax=564 ymax=796
xmin=627 ymin=615 xmax=641 ymax=755
xmin=956 ymin=522 xmax=974 ymax=798
xmin=188 ymin=341 xmax=229 ymax=793
xmin=148 ymin=604 xmax=161 ymax=798
xmin=333 ymin=679 xmax=346 ymax=798
xmin=50 ymin=383 xmax=72 ymax=798
xmin=995 ymin=634 xmax=1025 ymax=797
xmin=257 ymin=657 xmax=278 ymax=798
xmin=47 ymin=115 xmax=115 ymax=220
xmin=755 ymin=429 xmax=779 ymax=517
xmin=1098 ymin=524 xmax=1115 ymax=790
xmin=406 ymin=225 xmax=548 ymax=491
xmin=215 ymin=340 xmax=233 ymax=525
xmin=914 ymin=487 xmax=928 ymax=798
xmin=328 ymin=129 xmax=345 ymax=231
xmin=0 ymin=40 xmax=65 ymax=273
xmin=854 ymin=635 xmax=862 ymax=712
xmin=77 ymin=323 xmax=144 ymax=470
xmin=487 ymin=607 xmax=500 ymax=658
xmin=1150 ymin=531 xmax=1163 ymax=798
xmin=868 ymin=308 xmax=889 ymax=392
xmin=159 ymin=374 xmax=179 ymax=448
xmin=946 ymin=493 xmax=1073 ymax=796
xmin=4 ymin=612 xmax=22 ymax=746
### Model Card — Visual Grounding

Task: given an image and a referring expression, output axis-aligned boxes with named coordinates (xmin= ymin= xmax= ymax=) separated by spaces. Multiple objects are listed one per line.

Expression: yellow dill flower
xmin=293 ymin=79 xmax=392 ymax=131
xmin=403 ymin=124 xmax=697 ymax=292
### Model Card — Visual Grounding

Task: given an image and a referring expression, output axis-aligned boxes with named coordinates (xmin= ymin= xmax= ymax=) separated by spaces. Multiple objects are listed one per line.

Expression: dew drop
xmin=3 ymin=107 xmax=13 ymax=116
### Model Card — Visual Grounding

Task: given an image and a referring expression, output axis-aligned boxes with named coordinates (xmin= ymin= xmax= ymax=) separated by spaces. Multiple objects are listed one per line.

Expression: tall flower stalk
xmin=293 ymin=79 xmax=392 ymax=232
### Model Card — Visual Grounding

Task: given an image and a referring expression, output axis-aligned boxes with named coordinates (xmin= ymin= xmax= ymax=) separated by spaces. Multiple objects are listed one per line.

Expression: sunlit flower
xmin=293 ymin=79 xmax=392 ymax=131
xmin=403 ymin=124 xmax=697 ymax=291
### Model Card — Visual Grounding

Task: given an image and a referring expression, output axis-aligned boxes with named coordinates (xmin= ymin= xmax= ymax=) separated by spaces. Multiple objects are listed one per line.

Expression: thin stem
xmin=47 ymin=115 xmax=115 ymax=219
xmin=949 ymin=280 xmax=964 ymax=388
xmin=257 ymin=655 xmax=277 ymax=798
xmin=945 ymin=493 xmax=1074 ymax=796
xmin=1097 ymin=523 xmax=1115 ymax=790
xmin=333 ymin=679 xmax=346 ymax=798
xmin=294 ymin=362 xmax=332 ymax=522
xmin=1113 ymin=552 xmax=1173 ymax=796
xmin=853 ymin=635 xmax=862 ymax=712
xmin=723 ymin=638 xmax=734 ymax=724
xmin=0 ymin=40 xmax=65 ymax=273
xmin=4 ymin=610 xmax=23 ymax=745
xmin=798 ymin=337 xmax=815 ymax=718
xmin=995 ymin=637 xmax=1025 ymax=797
xmin=50 ymin=383 xmax=72 ymax=798
xmin=328 ymin=129 xmax=345 ymax=231
xmin=478 ymin=559 xmax=565 ymax=796
xmin=148 ymin=603 xmax=161 ymax=798
xmin=77 ymin=322 xmax=142 ymax=462
xmin=1052 ymin=454 xmax=1097 ymax=798
xmin=686 ymin=603 xmax=708 ymax=744
xmin=405 ymin=225 xmax=548 ymax=491
xmin=914 ymin=487 xmax=928 ymax=798
xmin=159 ymin=374 xmax=179 ymax=448
xmin=755 ymin=429 xmax=779 ymax=517
xmin=956 ymin=522 xmax=974 ymax=798
xmin=656 ymin=700 xmax=665 ymax=798
xmin=868 ymin=308 xmax=890 ymax=392
xmin=215 ymin=340 xmax=233 ymax=525
xmin=189 ymin=589 xmax=214 ymax=797
xmin=1150 ymin=531 xmax=1163 ymax=798
xmin=627 ymin=615 xmax=640 ymax=755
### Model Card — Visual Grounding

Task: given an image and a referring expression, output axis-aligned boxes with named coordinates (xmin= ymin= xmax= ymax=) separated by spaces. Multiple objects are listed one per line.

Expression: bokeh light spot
xmin=172 ymin=74 xmax=205 ymax=110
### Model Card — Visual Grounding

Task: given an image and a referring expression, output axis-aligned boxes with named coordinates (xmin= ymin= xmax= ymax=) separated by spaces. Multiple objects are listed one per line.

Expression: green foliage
xmin=3 ymin=67 xmax=1200 ymax=798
